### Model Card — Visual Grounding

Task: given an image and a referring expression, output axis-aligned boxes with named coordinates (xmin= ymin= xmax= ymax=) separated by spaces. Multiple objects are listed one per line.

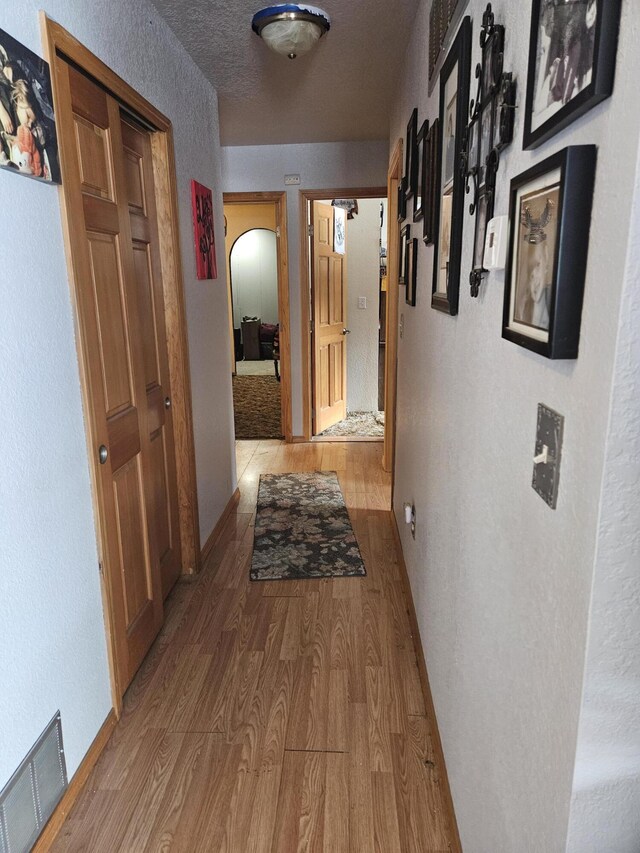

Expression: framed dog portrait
xmin=503 ymin=146 xmax=597 ymax=359
xmin=523 ymin=0 xmax=621 ymax=149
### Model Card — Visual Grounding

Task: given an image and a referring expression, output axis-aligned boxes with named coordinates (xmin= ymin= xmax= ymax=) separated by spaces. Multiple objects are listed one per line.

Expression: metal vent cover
xmin=0 ymin=713 xmax=67 ymax=853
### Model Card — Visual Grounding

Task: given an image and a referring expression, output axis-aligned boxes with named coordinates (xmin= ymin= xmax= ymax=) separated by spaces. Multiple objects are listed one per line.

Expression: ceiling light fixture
xmin=252 ymin=4 xmax=331 ymax=60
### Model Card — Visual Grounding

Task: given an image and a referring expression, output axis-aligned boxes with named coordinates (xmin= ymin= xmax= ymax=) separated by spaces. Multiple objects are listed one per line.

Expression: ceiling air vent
xmin=0 ymin=713 xmax=68 ymax=853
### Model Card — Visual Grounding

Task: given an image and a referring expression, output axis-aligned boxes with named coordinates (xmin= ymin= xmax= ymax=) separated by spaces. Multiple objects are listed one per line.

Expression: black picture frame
xmin=414 ymin=120 xmax=429 ymax=222
xmin=523 ymin=0 xmax=621 ymax=150
xmin=405 ymin=238 xmax=418 ymax=307
xmin=404 ymin=108 xmax=418 ymax=201
xmin=423 ymin=118 xmax=440 ymax=246
xmin=502 ymin=145 xmax=597 ymax=359
xmin=462 ymin=5 xmax=516 ymax=298
xmin=399 ymin=224 xmax=410 ymax=285
xmin=432 ymin=16 xmax=472 ymax=316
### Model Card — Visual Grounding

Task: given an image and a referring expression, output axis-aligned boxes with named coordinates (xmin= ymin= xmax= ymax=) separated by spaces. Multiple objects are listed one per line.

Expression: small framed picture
xmin=524 ymin=0 xmax=621 ymax=150
xmin=405 ymin=238 xmax=418 ymax=307
xmin=334 ymin=206 xmax=346 ymax=254
xmin=503 ymin=146 xmax=597 ymax=359
xmin=414 ymin=120 xmax=429 ymax=222
xmin=404 ymin=108 xmax=418 ymax=200
xmin=423 ymin=118 xmax=440 ymax=246
xmin=399 ymin=224 xmax=410 ymax=285
xmin=398 ymin=176 xmax=407 ymax=222
xmin=191 ymin=180 xmax=217 ymax=279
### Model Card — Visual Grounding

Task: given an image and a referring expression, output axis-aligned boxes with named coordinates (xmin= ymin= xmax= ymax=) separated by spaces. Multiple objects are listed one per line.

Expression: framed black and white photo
xmin=405 ymin=238 xmax=418 ymax=307
xmin=0 ymin=27 xmax=60 ymax=183
xmin=414 ymin=119 xmax=429 ymax=222
xmin=404 ymin=108 xmax=418 ymax=201
xmin=432 ymin=17 xmax=471 ymax=315
xmin=524 ymin=0 xmax=621 ymax=150
xmin=423 ymin=118 xmax=440 ymax=246
xmin=399 ymin=223 xmax=410 ymax=285
xmin=503 ymin=146 xmax=597 ymax=359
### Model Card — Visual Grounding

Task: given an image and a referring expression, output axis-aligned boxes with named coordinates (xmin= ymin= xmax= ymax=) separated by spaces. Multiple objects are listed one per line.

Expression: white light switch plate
xmin=284 ymin=174 xmax=300 ymax=186
xmin=358 ymin=297 xmax=367 ymax=309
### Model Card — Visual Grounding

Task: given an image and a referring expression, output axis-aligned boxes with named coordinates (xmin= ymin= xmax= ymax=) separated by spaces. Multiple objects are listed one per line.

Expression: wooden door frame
xmin=41 ymin=15 xmax=201 ymax=713
xmin=223 ymin=191 xmax=292 ymax=442
xmin=384 ymin=141 xmax=403 ymax=488
xmin=299 ymin=186 xmax=387 ymax=442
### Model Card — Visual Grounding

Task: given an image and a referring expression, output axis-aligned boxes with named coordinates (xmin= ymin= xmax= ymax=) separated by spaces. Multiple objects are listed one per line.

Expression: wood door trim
xmin=384 ymin=141 xmax=403 ymax=487
xmin=299 ymin=186 xmax=387 ymax=442
xmin=390 ymin=512 xmax=462 ymax=853
xmin=41 ymin=16 xmax=201 ymax=713
xmin=32 ymin=710 xmax=117 ymax=853
xmin=223 ymin=191 xmax=292 ymax=442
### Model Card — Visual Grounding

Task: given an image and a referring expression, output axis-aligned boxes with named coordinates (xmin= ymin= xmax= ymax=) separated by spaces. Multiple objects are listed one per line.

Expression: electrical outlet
xmin=358 ymin=296 xmax=367 ymax=309
xmin=411 ymin=505 xmax=416 ymax=539
xmin=400 ymin=313 xmax=404 ymax=339
xmin=284 ymin=174 xmax=300 ymax=186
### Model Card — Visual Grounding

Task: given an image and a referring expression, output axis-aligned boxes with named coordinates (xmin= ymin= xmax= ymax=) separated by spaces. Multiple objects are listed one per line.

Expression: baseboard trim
xmin=33 ymin=709 xmax=117 ymax=852
xmin=291 ymin=435 xmax=308 ymax=443
xmin=201 ymin=487 xmax=241 ymax=565
xmin=390 ymin=511 xmax=463 ymax=853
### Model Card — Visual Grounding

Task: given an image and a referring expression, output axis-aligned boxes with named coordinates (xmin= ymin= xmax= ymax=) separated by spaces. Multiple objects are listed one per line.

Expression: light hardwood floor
xmin=51 ymin=440 xmax=455 ymax=851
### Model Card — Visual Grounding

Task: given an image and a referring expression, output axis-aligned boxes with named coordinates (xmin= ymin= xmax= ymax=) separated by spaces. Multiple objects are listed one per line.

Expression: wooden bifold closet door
xmin=55 ymin=60 xmax=182 ymax=695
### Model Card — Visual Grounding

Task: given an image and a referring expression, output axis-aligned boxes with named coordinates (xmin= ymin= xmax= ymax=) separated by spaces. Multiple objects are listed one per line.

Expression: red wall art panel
xmin=191 ymin=179 xmax=217 ymax=280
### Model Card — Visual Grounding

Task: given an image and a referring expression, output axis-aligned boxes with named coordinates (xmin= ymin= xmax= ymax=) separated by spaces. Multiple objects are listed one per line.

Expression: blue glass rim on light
xmin=251 ymin=4 xmax=331 ymax=36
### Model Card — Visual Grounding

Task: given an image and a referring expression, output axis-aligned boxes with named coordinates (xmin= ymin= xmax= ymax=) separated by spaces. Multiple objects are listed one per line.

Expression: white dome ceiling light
xmin=252 ymin=4 xmax=331 ymax=60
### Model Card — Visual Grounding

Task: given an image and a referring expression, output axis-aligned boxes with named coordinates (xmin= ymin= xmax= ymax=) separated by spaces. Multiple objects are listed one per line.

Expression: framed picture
xmin=503 ymin=145 xmax=597 ymax=359
xmin=462 ymin=6 xmax=516 ymax=297
xmin=0 ymin=27 xmax=60 ymax=183
xmin=397 ymin=176 xmax=407 ymax=222
xmin=524 ymin=0 xmax=621 ymax=150
xmin=432 ymin=17 xmax=472 ymax=315
xmin=399 ymin=224 xmax=410 ymax=285
xmin=334 ymin=206 xmax=346 ymax=254
xmin=423 ymin=118 xmax=440 ymax=246
xmin=414 ymin=119 xmax=429 ymax=222
xmin=404 ymin=108 xmax=418 ymax=201
xmin=191 ymin=180 xmax=217 ymax=279
xmin=405 ymin=238 xmax=418 ymax=307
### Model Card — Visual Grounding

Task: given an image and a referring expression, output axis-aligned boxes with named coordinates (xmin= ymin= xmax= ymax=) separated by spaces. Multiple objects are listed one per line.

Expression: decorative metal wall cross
xmin=461 ymin=4 xmax=516 ymax=297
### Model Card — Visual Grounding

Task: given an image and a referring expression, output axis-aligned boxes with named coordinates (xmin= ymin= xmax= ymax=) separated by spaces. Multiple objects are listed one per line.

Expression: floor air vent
xmin=0 ymin=713 xmax=68 ymax=853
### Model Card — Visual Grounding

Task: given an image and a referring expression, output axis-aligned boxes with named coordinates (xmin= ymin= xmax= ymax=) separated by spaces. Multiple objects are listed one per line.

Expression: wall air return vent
xmin=0 ymin=713 xmax=68 ymax=853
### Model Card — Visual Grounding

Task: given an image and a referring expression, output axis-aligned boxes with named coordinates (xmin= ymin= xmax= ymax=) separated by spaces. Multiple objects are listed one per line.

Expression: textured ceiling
xmin=148 ymin=0 xmax=421 ymax=146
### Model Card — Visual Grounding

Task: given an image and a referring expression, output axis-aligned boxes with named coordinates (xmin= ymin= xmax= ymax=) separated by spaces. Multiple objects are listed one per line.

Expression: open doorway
xmin=223 ymin=193 xmax=291 ymax=441
xmin=302 ymin=192 xmax=388 ymax=441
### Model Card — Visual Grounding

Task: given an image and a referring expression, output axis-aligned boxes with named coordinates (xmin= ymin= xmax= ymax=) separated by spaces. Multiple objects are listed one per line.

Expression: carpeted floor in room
xmin=233 ymin=374 xmax=282 ymax=439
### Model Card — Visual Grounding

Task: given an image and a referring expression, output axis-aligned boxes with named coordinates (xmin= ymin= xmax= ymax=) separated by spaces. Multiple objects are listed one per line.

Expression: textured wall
xmin=346 ymin=198 xmax=383 ymax=413
xmin=0 ymin=0 xmax=234 ymax=788
xmin=221 ymin=140 xmax=388 ymax=434
xmin=389 ymin=2 xmax=640 ymax=851
xmin=565 ymin=141 xmax=640 ymax=853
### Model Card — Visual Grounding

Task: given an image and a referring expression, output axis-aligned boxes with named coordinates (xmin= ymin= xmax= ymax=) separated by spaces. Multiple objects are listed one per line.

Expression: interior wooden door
xmin=56 ymin=61 xmax=164 ymax=694
xmin=120 ymin=117 xmax=182 ymax=598
xmin=312 ymin=201 xmax=347 ymax=434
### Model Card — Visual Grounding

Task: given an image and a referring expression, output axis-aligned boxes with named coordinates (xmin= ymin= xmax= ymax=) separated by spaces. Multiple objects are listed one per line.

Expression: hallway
xmin=50 ymin=441 xmax=456 ymax=852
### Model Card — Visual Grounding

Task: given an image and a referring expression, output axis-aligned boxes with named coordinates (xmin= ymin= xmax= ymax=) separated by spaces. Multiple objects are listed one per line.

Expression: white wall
xmin=389 ymin=2 xmax=640 ymax=852
xmin=221 ymin=140 xmax=388 ymax=435
xmin=0 ymin=0 xmax=234 ymax=793
xmin=231 ymin=229 xmax=278 ymax=327
xmin=346 ymin=198 xmax=382 ymax=413
xmin=565 ymin=141 xmax=640 ymax=853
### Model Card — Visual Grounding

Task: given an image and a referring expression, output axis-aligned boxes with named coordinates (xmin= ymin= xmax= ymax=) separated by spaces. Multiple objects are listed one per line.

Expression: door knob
xmin=164 ymin=397 xmax=171 ymax=409
xmin=342 ymin=328 xmax=351 ymax=335
xmin=98 ymin=445 xmax=108 ymax=465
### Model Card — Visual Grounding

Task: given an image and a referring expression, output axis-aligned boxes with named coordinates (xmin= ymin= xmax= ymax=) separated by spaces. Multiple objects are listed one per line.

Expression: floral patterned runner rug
xmin=250 ymin=471 xmax=366 ymax=581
